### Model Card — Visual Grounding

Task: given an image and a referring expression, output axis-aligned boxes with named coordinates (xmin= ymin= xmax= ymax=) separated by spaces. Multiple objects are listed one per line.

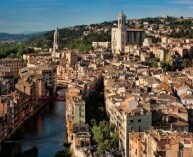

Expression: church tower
xmin=111 ymin=12 xmax=127 ymax=54
xmin=117 ymin=11 xmax=127 ymax=53
xmin=53 ymin=27 xmax=59 ymax=53
xmin=118 ymin=11 xmax=126 ymax=30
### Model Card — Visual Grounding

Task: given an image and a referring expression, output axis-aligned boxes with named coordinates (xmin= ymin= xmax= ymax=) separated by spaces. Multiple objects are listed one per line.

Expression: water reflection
xmin=1 ymin=89 xmax=66 ymax=157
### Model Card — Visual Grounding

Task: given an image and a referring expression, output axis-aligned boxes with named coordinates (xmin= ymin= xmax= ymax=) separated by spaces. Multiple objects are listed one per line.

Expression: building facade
xmin=129 ymin=130 xmax=193 ymax=157
xmin=111 ymin=12 xmax=145 ymax=54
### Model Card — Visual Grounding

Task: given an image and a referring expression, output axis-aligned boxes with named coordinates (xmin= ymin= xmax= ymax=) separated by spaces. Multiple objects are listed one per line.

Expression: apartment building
xmin=0 ymin=58 xmax=23 ymax=77
xmin=38 ymin=65 xmax=57 ymax=96
xmin=129 ymin=130 xmax=193 ymax=157
xmin=15 ymin=77 xmax=38 ymax=113
xmin=118 ymin=100 xmax=152 ymax=157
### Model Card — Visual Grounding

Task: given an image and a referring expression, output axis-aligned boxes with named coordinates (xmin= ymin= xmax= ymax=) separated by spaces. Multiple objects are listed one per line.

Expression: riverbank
xmin=0 ymin=96 xmax=55 ymax=144
xmin=1 ymin=89 xmax=66 ymax=157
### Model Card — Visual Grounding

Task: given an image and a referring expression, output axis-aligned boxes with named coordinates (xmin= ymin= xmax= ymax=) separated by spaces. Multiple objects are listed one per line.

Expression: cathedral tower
xmin=118 ymin=11 xmax=126 ymax=30
xmin=118 ymin=11 xmax=127 ymax=53
xmin=53 ymin=27 xmax=59 ymax=53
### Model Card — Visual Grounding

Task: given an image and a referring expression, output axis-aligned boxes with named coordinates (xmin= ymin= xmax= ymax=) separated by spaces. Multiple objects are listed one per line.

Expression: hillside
xmin=0 ymin=32 xmax=45 ymax=43
xmin=0 ymin=16 xmax=193 ymax=58
xmin=27 ymin=22 xmax=113 ymax=51
xmin=27 ymin=16 xmax=193 ymax=51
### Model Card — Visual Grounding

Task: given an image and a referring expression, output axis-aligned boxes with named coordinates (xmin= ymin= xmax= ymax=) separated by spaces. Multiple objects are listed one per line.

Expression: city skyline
xmin=0 ymin=0 xmax=193 ymax=33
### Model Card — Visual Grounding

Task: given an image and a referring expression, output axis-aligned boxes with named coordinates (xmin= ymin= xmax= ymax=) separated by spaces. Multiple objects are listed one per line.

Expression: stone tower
xmin=118 ymin=11 xmax=126 ymax=30
xmin=111 ymin=12 xmax=127 ymax=54
xmin=53 ymin=27 xmax=59 ymax=53
xmin=117 ymin=11 xmax=127 ymax=53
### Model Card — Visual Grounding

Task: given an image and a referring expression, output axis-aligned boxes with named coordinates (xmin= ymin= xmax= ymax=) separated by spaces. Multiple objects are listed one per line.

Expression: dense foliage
xmin=83 ymin=76 xmax=107 ymax=124
xmin=54 ymin=148 xmax=71 ymax=157
xmin=160 ymin=58 xmax=193 ymax=71
xmin=168 ymin=18 xmax=193 ymax=38
xmin=66 ymin=30 xmax=110 ymax=52
xmin=91 ymin=121 xmax=119 ymax=155
xmin=141 ymin=16 xmax=193 ymax=38
xmin=28 ymin=24 xmax=111 ymax=52
xmin=141 ymin=17 xmax=164 ymax=25
xmin=0 ymin=43 xmax=35 ymax=58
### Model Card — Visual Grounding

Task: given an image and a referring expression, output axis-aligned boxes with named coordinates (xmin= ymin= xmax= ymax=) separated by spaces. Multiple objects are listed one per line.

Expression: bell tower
xmin=117 ymin=11 xmax=127 ymax=53
xmin=118 ymin=11 xmax=126 ymax=30
xmin=53 ymin=27 xmax=59 ymax=53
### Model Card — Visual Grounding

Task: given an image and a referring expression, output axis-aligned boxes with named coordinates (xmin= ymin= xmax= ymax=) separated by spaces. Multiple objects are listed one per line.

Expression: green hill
xmin=1 ymin=16 xmax=193 ymax=58
xmin=27 ymin=23 xmax=112 ymax=52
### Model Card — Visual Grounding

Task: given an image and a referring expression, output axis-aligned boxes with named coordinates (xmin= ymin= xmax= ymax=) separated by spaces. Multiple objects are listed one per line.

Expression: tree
xmin=182 ymin=58 xmax=192 ymax=68
xmin=83 ymin=76 xmax=107 ymax=124
xmin=91 ymin=121 xmax=119 ymax=155
xmin=151 ymin=60 xmax=158 ymax=68
xmin=160 ymin=61 xmax=170 ymax=71
xmin=54 ymin=149 xmax=71 ymax=157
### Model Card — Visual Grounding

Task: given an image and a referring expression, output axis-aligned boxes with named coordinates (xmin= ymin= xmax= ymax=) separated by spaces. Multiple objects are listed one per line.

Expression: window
xmin=138 ymin=119 xmax=141 ymax=122
xmin=79 ymin=107 xmax=82 ymax=117
xmin=130 ymin=120 xmax=134 ymax=123
xmin=139 ymin=126 xmax=141 ymax=132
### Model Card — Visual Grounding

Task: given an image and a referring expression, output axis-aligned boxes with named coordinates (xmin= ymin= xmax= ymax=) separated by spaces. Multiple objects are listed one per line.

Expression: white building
xmin=52 ymin=27 xmax=63 ymax=59
xmin=112 ymin=12 xmax=127 ymax=54
xmin=111 ymin=12 xmax=146 ymax=54
xmin=53 ymin=27 xmax=59 ymax=53
xmin=92 ymin=41 xmax=109 ymax=49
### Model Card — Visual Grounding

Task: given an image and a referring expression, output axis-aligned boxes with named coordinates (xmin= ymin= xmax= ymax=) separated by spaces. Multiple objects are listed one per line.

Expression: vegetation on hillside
xmin=0 ymin=43 xmax=35 ymax=58
xmin=0 ymin=32 xmax=44 ymax=42
xmin=28 ymin=25 xmax=111 ymax=52
xmin=0 ymin=17 xmax=193 ymax=57
xmin=24 ymin=16 xmax=193 ymax=52
xmin=160 ymin=54 xmax=193 ymax=71
xmin=141 ymin=16 xmax=193 ymax=38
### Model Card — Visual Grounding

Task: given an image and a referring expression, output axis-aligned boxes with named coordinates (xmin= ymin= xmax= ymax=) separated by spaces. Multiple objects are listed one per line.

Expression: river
xmin=1 ymin=89 xmax=66 ymax=157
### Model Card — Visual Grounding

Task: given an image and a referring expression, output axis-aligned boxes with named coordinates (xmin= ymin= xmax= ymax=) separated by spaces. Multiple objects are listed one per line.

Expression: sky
xmin=0 ymin=0 xmax=193 ymax=34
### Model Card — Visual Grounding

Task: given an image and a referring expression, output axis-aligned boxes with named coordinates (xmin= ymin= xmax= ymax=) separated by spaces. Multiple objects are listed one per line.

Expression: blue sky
xmin=0 ymin=0 xmax=193 ymax=33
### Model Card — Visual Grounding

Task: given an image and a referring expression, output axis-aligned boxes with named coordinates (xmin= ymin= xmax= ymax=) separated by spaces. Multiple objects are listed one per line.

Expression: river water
xmin=1 ymin=89 xmax=66 ymax=157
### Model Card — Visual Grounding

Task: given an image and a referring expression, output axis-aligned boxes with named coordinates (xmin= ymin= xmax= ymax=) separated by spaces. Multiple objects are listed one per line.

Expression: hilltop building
xmin=52 ymin=28 xmax=62 ymax=58
xmin=111 ymin=12 xmax=145 ymax=54
xmin=53 ymin=27 xmax=59 ymax=53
